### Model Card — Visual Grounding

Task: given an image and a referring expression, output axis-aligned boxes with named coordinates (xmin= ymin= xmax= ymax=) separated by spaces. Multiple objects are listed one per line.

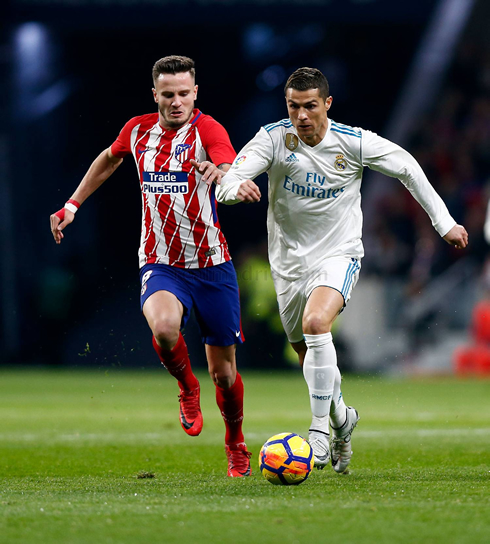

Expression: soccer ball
xmin=259 ymin=432 xmax=314 ymax=485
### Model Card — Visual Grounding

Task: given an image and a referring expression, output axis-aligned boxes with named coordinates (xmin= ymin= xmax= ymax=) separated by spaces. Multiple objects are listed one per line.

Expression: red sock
xmin=215 ymin=372 xmax=245 ymax=445
xmin=152 ymin=334 xmax=199 ymax=392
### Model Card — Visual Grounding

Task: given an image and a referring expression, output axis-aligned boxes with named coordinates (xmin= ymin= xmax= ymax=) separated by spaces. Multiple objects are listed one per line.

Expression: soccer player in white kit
xmin=216 ymin=67 xmax=468 ymax=473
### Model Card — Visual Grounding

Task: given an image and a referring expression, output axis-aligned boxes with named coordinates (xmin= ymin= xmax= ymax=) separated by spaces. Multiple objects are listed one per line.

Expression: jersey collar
xmin=159 ymin=109 xmax=201 ymax=133
xmin=296 ymin=118 xmax=331 ymax=150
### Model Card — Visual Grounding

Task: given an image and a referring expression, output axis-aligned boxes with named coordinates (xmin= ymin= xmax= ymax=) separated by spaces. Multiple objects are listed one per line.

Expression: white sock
xmin=303 ymin=332 xmax=336 ymax=433
xmin=329 ymin=366 xmax=347 ymax=429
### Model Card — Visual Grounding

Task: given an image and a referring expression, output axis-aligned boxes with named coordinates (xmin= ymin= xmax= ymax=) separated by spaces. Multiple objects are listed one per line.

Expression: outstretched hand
xmin=50 ymin=208 xmax=75 ymax=244
xmin=443 ymin=224 xmax=469 ymax=249
xmin=190 ymin=159 xmax=224 ymax=185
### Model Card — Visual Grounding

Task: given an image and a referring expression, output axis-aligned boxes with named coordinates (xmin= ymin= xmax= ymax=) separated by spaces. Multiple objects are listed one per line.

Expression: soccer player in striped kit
xmin=50 ymin=56 xmax=251 ymax=477
xmin=217 ymin=67 xmax=468 ymax=473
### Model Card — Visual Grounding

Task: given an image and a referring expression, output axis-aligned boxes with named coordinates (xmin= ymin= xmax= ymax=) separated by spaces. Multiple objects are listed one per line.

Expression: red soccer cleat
xmin=225 ymin=443 xmax=252 ymax=477
xmin=178 ymin=386 xmax=203 ymax=436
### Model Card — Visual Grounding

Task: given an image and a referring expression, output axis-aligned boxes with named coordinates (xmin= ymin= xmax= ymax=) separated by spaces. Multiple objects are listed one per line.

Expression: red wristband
xmin=64 ymin=199 xmax=80 ymax=214
xmin=66 ymin=199 xmax=80 ymax=209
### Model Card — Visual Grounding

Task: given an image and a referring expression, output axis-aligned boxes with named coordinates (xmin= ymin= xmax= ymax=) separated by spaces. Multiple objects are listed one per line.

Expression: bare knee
xmin=209 ymin=367 xmax=236 ymax=389
xmin=144 ymin=291 xmax=183 ymax=351
xmin=206 ymin=345 xmax=236 ymax=388
xmin=152 ymin=319 xmax=180 ymax=350
xmin=302 ymin=312 xmax=332 ymax=335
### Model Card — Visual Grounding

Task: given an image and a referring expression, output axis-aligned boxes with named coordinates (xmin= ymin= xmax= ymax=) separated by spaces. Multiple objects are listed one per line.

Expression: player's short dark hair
xmin=152 ymin=55 xmax=195 ymax=84
xmin=284 ymin=67 xmax=330 ymax=100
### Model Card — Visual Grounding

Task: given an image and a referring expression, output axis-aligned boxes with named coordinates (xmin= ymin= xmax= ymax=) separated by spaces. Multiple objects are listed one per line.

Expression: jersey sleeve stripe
xmin=331 ymin=127 xmax=361 ymax=138
xmin=264 ymin=119 xmax=293 ymax=132
xmin=331 ymin=121 xmax=361 ymax=137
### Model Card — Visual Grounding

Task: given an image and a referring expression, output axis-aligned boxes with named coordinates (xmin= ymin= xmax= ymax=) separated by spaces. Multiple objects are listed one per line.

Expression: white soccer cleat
xmin=330 ymin=406 xmax=360 ymax=474
xmin=308 ymin=429 xmax=331 ymax=469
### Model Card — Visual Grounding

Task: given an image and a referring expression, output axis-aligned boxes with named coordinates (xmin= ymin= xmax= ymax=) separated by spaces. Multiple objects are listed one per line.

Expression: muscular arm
xmin=50 ymin=147 xmax=123 ymax=244
xmin=363 ymin=132 xmax=468 ymax=248
xmin=70 ymin=147 xmax=123 ymax=204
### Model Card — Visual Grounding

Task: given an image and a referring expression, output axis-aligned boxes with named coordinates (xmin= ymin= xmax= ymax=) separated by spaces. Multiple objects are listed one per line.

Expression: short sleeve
xmin=110 ymin=120 xmax=134 ymax=158
xmin=198 ymin=117 xmax=236 ymax=166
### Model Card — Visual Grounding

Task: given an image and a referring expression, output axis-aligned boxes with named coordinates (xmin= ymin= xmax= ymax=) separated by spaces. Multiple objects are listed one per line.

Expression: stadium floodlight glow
xmin=13 ymin=22 xmax=72 ymax=120
xmin=14 ymin=22 xmax=51 ymax=83
xmin=256 ymin=65 xmax=286 ymax=92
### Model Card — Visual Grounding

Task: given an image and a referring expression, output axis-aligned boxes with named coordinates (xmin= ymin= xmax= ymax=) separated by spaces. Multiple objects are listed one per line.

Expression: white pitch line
xmin=248 ymin=428 xmax=490 ymax=440
xmin=1 ymin=428 xmax=489 ymax=443
xmin=357 ymin=428 xmax=490 ymax=438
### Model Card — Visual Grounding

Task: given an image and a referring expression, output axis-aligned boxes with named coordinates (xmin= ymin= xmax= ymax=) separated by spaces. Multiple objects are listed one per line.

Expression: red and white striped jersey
xmin=111 ymin=109 xmax=236 ymax=269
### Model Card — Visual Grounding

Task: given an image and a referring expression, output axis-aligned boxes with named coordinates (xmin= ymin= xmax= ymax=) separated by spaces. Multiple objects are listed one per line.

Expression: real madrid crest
xmin=334 ymin=154 xmax=347 ymax=171
xmin=285 ymin=133 xmax=299 ymax=151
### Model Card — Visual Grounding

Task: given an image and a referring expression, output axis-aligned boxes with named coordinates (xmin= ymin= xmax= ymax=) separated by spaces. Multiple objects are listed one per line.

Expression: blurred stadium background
xmin=1 ymin=0 xmax=490 ymax=376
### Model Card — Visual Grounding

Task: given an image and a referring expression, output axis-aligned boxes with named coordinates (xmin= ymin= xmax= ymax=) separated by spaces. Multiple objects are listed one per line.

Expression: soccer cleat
xmin=178 ymin=386 xmax=203 ymax=436
xmin=225 ymin=443 xmax=252 ymax=477
xmin=308 ymin=429 xmax=331 ymax=469
xmin=330 ymin=406 xmax=360 ymax=474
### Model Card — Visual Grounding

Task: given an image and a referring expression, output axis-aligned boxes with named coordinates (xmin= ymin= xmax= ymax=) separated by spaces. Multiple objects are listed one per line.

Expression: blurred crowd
xmin=366 ymin=40 xmax=490 ymax=293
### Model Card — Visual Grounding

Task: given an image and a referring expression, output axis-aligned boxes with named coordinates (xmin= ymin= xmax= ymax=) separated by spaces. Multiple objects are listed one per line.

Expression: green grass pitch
xmin=1 ymin=369 xmax=489 ymax=544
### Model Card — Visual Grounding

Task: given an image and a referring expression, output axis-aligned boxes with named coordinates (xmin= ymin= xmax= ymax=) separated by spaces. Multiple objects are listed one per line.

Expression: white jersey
xmin=216 ymin=118 xmax=456 ymax=280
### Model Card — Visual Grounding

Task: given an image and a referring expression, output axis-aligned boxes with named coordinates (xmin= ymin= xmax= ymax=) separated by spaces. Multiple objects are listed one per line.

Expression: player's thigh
xmin=272 ymin=272 xmax=307 ymax=344
xmin=143 ymin=290 xmax=183 ymax=333
xmin=305 ymin=257 xmax=361 ymax=306
xmin=303 ymin=286 xmax=344 ymax=334
xmin=140 ymin=264 xmax=191 ymax=339
xmin=303 ymin=257 xmax=361 ymax=333
xmin=192 ymin=261 xmax=244 ymax=347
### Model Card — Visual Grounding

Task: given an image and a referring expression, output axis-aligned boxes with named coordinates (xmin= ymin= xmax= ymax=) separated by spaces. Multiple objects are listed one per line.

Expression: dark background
xmin=1 ymin=0 xmax=489 ymax=371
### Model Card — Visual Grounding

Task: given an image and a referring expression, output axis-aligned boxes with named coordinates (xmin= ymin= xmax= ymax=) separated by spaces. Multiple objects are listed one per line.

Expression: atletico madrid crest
xmin=175 ymin=143 xmax=191 ymax=163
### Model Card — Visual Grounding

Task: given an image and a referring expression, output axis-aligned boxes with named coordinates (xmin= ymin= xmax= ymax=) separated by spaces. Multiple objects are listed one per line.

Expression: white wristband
xmin=64 ymin=202 xmax=78 ymax=214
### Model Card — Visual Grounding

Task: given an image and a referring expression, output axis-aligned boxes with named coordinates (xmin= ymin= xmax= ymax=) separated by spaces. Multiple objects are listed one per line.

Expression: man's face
xmin=285 ymin=88 xmax=332 ymax=146
xmin=152 ymin=72 xmax=198 ymax=129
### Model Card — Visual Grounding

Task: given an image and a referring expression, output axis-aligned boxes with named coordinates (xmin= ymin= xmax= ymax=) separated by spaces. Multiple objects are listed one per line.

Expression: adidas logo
xmin=285 ymin=153 xmax=299 ymax=163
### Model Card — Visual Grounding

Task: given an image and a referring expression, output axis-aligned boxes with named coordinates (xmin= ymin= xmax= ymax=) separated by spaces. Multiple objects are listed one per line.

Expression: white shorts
xmin=272 ymin=257 xmax=361 ymax=344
